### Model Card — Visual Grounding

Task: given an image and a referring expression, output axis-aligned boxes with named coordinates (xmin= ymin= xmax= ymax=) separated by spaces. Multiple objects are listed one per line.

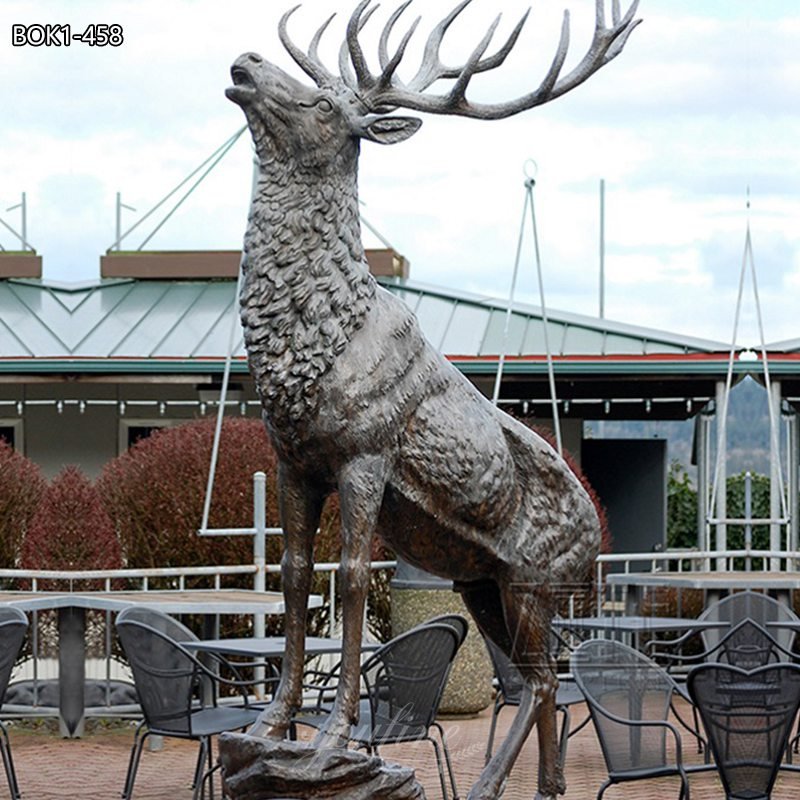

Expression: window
xmin=118 ymin=419 xmax=180 ymax=454
xmin=0 ymin=420 xmax=23 ymax=452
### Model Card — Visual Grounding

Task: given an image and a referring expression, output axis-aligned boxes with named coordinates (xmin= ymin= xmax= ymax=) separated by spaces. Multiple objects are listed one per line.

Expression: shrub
xmin=20 ymin=465 xmax=121 ymax=575
xmin=97 ymin=417 xmax=278 ymax=570
xmin=0 ymin=440 xmax=46 ymax=569
xmin=667 ymin=461 xmax=698 ymax=549
xmin=19 ymin=465 xmax=122 ymax=659
xmin=96 ymin=417 xmax=391 ymax=638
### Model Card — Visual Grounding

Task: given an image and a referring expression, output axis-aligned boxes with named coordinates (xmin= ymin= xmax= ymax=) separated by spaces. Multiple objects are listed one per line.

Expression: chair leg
xmin=679 ymin=771 xmax=691 ymax=800
xmin=122 ymin=723 xmax=149 ymax=800
xmin=433 ymin=721 xmax=459 ymax=800
xmin=427 ymin=735 xmax=450 ymax=800
xmin=596 ymin=777 xmax=613 ymax=800
xmin=0 ymin=722 xmax=20 ymax=800
xmin=207 ymin=736 xmax=216 ymax=800
xmin=484 ymin=698 xmax=503 ymax=765
xmin=192 ymin=739 xmax=209 ymax=800
xmin=556 ymin=705 xmax=571 ymax=770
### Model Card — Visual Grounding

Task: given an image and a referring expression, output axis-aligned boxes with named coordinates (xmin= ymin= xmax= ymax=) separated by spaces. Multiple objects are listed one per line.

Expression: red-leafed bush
xmin=97 ymin=417 xmax=279 ymax=570
xmin=96 ymin=418 xmax=380 ymax=637
xmin=20 ymin=466 xmax=121 ymax=575
xmin=0 ymin=440 xmax=46 ymax=569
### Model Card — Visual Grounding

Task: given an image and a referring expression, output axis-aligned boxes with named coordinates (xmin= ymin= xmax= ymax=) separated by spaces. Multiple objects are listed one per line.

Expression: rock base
xmin=219 ymin=734 xmax=426 ymax=800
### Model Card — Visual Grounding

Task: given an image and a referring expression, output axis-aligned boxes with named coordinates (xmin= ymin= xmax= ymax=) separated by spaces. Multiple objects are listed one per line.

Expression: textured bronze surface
xmin=219 ymin=735 xmax=425 ymax=800
xmin=227 ymin=3 xmax=639 ymax=798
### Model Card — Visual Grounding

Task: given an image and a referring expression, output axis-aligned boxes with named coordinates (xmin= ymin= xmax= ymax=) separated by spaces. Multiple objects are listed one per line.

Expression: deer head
xmin=226 ymin=0 xmax=641 ymax=166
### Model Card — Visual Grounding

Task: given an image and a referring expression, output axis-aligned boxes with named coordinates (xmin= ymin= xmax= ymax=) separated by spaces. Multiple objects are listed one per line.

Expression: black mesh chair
xmin=650 ymin=591 xmax=798 ymax=661
xmin=116 ymin=606 xmax=262 ymax=800
xmin=294 ymin=622 xmax=463 ymax=800
xmin=652 ymin=619 xmax=795 ymax=672
xmin=482 ymin=636 xmax=587 ymax=767
xmin=688 ymin=662 xmax=800 ymax=800
xmin=0 ymin=607 xmax=28 ymax=800
xmin=572 ymin=638 xmax=699 ymax=800
xmin=423 ymin=614 xmax=469 ymax=648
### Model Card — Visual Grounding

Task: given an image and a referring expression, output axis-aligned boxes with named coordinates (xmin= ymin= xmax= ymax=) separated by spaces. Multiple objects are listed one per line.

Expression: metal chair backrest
xmin=484 ymin=637 xmax=526 ymax=705
xmin=422 ymin=614 xmax=469 ymax=647
xmin=688 ymin=662 xmax=800 ymax=800
xmin=700 ymin=591 xmax=797 ymax=654
xmin=0 ymin=607 xmax=27 ymax=704
xmin=572 ymin=639 xmax=676 ymax=776
xmin=361 ymin=622 xmax=461 ymax=743
xmin=715 ymin=619 xmax=783 ymax=670
xmin=116 ymin=606 xmax=203 ymax=736
xmin=116 ymin=605 xmax=199 ymax=644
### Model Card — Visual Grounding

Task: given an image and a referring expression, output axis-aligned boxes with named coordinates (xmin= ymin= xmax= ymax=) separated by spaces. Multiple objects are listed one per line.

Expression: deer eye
xmin=316 ymin=98 xmax=334 ymax=114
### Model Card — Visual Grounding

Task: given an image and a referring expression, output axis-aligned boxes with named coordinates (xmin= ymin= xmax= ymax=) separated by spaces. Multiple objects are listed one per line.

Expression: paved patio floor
xmin=4 ymin=701 xmax=800 ymax=799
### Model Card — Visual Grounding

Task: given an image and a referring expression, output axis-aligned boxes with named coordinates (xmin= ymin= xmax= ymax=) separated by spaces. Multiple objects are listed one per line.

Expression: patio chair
xmin=571 ymin=638 xmax=701 ymax=800
xmin=293 ymin=621 xmax=464 ymax=800
xmin=115 ymin=606 xmax=262 ymax=800
xmin=649 ymin=591 xmax=798 ymax=660
xmin=482 ymin=636 xmax=588 ymax=766
xmin=0 ymin=606 xmax=28 ymax=800
xmin=688 ymin=662 xmax=800 ymax=800
xmin=652 ymin=619 xmax=795 ymax=671
xmin=423 ymin=614 xmax=469 ymax=648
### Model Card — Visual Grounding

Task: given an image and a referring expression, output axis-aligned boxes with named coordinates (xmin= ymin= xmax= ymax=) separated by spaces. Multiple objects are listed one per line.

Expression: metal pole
xmin=116 ymin=192 xmax=121 ymax=251
xmin=253 ymin=471 xmax=267 ymax=695
xmin=696 ymin=413 xmax=708 ymax=555
xmin=253 ymin=472 xmax=267 ymax=600
xmin=770 ymin=381 xmax=783 ymax=570
xmin=20 ymin=192 xmax=27 ymax=251
xmin=790 ymin=413 xmax=799 ymax=556
xmin=599 ymin=179 xmax=605 ymax=319
xmin=715 ymin=381 xmax=727 ymax=571
xmin=744 ymin=471 xmax=752 ymax=571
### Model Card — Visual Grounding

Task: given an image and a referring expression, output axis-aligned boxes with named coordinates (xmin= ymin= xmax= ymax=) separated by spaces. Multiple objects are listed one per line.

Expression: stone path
xmin=3 ymin=703 xmax=800 ymax=799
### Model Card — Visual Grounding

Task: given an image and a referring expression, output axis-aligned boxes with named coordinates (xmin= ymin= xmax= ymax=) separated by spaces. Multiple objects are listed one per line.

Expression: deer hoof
xmin=247 ymin=718 xmax=288 ymax=739
xmin=312 ymin=728 xmax=351 ymax=750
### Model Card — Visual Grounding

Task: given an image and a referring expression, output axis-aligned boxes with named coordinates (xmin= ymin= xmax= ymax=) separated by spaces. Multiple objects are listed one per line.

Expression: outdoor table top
xmin=553 ymin=615 xmax=727 ymax=633
xmin=607 ymin=571 xmax=800 ymax=591
xmin=185 ymin=636 xmax=381 ymax=658
xmin=0 ymin=589 xmax=322 ymax=615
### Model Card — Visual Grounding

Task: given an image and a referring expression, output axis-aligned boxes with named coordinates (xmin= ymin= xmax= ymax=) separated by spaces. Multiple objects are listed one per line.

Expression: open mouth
xmin=226 ymin=66 xmax=257 ymax=103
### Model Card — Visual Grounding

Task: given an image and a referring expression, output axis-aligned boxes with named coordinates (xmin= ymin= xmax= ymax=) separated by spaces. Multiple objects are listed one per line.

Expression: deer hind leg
xmin=249 ymin=463 xmax=323 ymax=739
xmin=460 ymin=580 xmax=562 ymax=800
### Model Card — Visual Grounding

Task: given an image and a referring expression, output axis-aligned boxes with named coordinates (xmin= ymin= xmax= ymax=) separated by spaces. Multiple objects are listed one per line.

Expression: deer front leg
xmin=313 ymin=455 xmax=388 ymax=749
xmin=249 ymin=463 xmax=323 ymax=739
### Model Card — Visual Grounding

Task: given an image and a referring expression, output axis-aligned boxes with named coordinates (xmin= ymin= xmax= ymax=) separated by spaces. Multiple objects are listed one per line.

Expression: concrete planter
xmin=390 ymin=562 xmax=493 ymax=715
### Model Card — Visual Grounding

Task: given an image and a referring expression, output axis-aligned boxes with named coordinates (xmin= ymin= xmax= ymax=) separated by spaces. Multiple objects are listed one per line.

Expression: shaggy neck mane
xmin=240 ymin=144 xmax=375 ymax=428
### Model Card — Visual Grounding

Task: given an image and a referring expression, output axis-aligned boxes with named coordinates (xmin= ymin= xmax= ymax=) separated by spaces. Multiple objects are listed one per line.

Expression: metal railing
xmin=0 ymin=559 xmax=397 ymax=716
xmin=595 ymin=548 xmax=800 ymax=615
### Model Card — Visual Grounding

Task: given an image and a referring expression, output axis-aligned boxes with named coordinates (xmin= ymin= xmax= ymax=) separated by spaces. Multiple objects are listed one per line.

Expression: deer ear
xmin=361 ymin=115 xmax=422 ymax=145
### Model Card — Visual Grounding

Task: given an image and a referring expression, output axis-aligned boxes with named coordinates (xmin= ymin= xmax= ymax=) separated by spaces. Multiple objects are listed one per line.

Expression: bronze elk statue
xmin=226 ymin=2 xmax=639 ymax=797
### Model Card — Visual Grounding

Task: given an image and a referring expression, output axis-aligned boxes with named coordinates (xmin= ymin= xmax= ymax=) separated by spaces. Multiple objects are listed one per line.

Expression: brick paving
xmin=3 ymin=702 xmax=800 ymax=799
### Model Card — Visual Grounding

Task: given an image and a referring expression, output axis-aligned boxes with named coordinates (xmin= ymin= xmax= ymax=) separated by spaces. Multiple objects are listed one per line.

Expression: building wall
xmin=0 ymin=381 xmax=260 ymax=479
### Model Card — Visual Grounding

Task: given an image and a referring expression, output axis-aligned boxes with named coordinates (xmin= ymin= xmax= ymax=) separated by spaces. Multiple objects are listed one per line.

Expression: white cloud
xmin=1 ymin=0 xmax=800 ymax=347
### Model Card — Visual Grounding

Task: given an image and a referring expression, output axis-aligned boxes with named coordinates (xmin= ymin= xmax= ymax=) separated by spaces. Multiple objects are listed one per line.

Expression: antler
xmin=361 ymin=0 xmax=641 ymax=118
xmin=278 ymin=1 xmax=641 ymax=120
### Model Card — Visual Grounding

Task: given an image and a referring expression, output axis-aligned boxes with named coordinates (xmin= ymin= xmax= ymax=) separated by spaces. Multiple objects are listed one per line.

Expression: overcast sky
xmin=2 ymin=0 xmax=799 ymax=347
